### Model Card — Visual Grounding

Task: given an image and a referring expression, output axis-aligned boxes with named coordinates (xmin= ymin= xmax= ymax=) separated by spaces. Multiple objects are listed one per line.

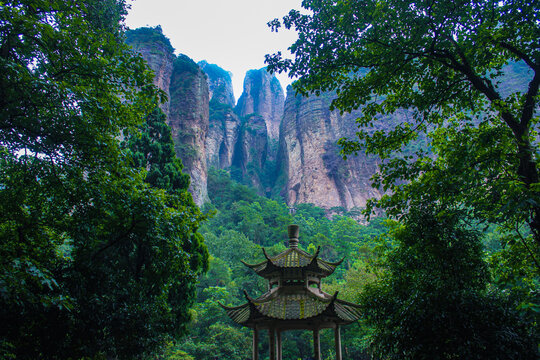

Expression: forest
xmin=1 ymin=0 xmax=539 ymax=359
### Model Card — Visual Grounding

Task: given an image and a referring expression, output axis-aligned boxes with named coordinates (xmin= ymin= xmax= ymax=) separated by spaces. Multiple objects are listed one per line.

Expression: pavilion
xmin=221 ymin=225 xmax=362 ymax=360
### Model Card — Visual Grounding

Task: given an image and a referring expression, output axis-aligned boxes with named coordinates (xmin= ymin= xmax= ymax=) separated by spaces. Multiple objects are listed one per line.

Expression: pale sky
xmin=125 ymin=0 xmax=303 ymax=103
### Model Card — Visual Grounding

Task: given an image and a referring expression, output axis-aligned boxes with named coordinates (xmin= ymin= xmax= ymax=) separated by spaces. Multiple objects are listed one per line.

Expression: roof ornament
xmin=288 ymin=224 xmax=300 ymax=248
xmin=262 ymin=247 xmax=271 ymax=261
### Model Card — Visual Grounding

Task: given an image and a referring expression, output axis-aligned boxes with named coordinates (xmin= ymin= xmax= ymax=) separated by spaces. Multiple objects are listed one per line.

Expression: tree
xmin=0 ymin=1 xmax=207 ymax=358
xmin=360 ymin=206 xmax=538 ymax=359
xmin=266 ymin=0 xmax=540 ymax=250
xmin=125 ymin=107 xmax=191 ymax=194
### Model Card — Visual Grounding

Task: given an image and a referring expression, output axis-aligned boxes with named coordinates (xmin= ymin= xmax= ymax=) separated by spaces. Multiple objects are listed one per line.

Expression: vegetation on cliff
xmin=126 ymin=25 xmax=175 ymax=54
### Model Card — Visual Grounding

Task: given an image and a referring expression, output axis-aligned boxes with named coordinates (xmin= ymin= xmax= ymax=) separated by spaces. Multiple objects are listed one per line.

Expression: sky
xmin=125 ymin=0 xmax=303 ymax=103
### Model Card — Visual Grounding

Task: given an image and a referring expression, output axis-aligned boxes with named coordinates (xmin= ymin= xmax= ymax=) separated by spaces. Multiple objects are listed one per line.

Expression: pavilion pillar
xmin=269 ymin=327 xmax=277 ymax=360
xmin=313 ymin=328 xmax=321 ymax=360
xmin=252 ymin=327 xmax=259 ymax=360
xmin=334 ymin=325 xmax=342 ymax=360
xmin=277 ymin=330 xmax=282 ymax=360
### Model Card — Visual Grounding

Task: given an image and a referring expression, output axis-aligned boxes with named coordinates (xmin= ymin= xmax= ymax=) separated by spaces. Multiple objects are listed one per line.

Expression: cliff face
xmin=168 ymin=55 xmax=210 ymax=205
xmin=126 ymin=28 xmax=533 ymax=212
xmin=126 ymin=27 xmax=175 ymax=116
xmin=201 ymin=62 xmax=240 ymax=170
xmin=126 ymin=28 xmax=209 ymax=206
xmin=236 ymin=69 xmax=285 ymax=140
xmin=232 ymin=114 xmax=268 ymax=193
xmin=199 ymin=61 xmax=236 ymax=108
xmin=206 ymin=105 xmax=240 ymax=170
xmin=278 ymin=88 xmax=383 ymax=211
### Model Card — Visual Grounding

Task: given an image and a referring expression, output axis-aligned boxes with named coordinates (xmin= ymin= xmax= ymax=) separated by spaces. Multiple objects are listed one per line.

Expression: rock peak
xmin=236 ymin=68 xmax=284 ymax=140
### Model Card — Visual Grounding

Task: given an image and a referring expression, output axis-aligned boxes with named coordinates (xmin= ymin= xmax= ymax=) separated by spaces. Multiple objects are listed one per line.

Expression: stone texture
xmin=126 ymin=28 xmax=174 ymax=116
xmin=168 ymin=55 xmax=210 ymax=205
xmin=277 ymin=87 xmax=384 ymax=211
xmin=236 ymin=68 xmax=284 ymax=140
xmin=199 ymin=60 xmax=236 ymax=107
xmin=200 ymin=61 xmax=241 ymax=170
xmin=232 ymin=114 xmax=268 ymax=193
xmin=206 ymin=107 xmax=240 ymax=169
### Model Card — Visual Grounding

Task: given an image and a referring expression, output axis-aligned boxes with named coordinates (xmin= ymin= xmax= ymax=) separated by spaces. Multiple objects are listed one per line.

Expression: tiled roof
xmin=253 ymin=292 xmax=331 ymax=320
xmin=220 ymin=302 xmax=251 ymax=324
xmin=241 ymin=247 xmax=343 ymax=278
xmin=221 ymin=290 xmax=362 ymax=325
xmin=271 ymin=248 xmax=313 ymax=267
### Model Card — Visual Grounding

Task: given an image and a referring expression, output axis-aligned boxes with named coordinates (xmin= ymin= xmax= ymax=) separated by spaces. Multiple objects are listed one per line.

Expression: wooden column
xmin=277 ymin=330 xmax=282 ymax=360
xmin=269 ymin=328 xmax=276 ymax=360
xmin=252 ymin=327 xmax=259 ymax=360
xmin=334 ymin=325 xmax=342 ymax=360
xmin=313 ymin=328 xmax=321 ymax=360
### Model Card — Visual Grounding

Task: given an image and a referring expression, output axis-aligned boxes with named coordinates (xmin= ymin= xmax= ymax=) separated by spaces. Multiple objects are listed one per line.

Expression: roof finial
xmin=288 ymin=224 xmax=299 ymax=248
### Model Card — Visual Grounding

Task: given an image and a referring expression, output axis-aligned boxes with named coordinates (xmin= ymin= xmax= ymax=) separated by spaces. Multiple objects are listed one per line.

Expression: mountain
xmin=126 ymin=27 xmax=209 ymax=205
xmin=125 ymin=27 xmax=384 ymax=211
xmin=277 ymin=88 xmax=384 ymax=212
xmin=128 ymin=27 xmax=532 ymax=214
xmin=200 ymin=61 xmax=241 ymax=171
xmin=236 ymin=68 xmax=285 ymax=140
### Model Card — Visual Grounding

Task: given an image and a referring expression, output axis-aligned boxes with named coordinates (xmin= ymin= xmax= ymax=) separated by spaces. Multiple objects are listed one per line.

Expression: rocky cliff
xmin=206 ymin=104 xmax=240 ymax=170
xmin=200 ymin=62 xmax=241 ymax=170
xmin=125 ymin=27 xmax=409 ymax=211
xmin=232 ymin=114 xmax=268 ymax=193
xmin=126 ymin=27 xmax=209 ymax=205
xmin=126 ymin=27 xmax=175 ymax=116
xmin=236 ymin=69 xmax=285 ymax=140
xmin=168 ymin=55 xmax=209 ymax=205
xmin=277 ymin=88 xmax=384 ymax=211
xmin=199 ymin=61 xmax=236 ymax=107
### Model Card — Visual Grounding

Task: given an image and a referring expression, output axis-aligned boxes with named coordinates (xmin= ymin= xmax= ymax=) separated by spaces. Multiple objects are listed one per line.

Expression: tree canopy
xmin=266 ymin=0 xmax=540 ymax=249
xmin=0 ymin=1 xmax=207 ymax=358
xmin=361 ymin=205 xmax=538 ymax=359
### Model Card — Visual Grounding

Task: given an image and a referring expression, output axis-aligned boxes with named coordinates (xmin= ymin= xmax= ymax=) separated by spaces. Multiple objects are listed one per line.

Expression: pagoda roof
xmin=221 ymin=288 xmax=361 ymax=327
xmin=241 ymin=247 xmax=344 ymax=278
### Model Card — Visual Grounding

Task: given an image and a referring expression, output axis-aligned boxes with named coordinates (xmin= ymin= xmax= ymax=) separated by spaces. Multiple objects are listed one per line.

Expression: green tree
xmin=360 ymin=206 xmax=538 ymax=359
xmin=266 ymin=0 xmax=540 ymax=251
xmin=126 ymin=107 xmax=191 ymax=193
xmin=0 ymin=1 xmax=207 ymax=358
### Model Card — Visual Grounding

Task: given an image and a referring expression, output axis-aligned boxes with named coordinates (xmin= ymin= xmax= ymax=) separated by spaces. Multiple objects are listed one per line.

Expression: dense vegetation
xmin=159 ymin=169 xmax=538 ymax=360
xmin=1 ymin=0 xmax=538 ymax=359
xmin=164 ymin=168 xmax=388 ymax=360
xmin=0 ymin=1 xmax=206 ymax=359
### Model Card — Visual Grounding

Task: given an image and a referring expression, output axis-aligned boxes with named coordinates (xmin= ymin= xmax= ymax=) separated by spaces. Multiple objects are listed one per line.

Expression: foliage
xmin=125 ymin=108 xmax=191 ymax=193
xmin=164 ymin=169 xmax=389 ymax=359
xmin=266 ymin=0 xmax=540 ymax=252
xmin=174 ymin=54 xmax=200 ymax=75
xmin=267 ymin=3 xmax=539 ymax=354
xmin=199 ymin=60 xmax=232 ymax=84
xmin=360 ymin=206 xmax=538 ymax=359
xmin=0 ymin=1 xmax=207 ymax=358
xmin=126 ymin=25 xmax=175 ymax=54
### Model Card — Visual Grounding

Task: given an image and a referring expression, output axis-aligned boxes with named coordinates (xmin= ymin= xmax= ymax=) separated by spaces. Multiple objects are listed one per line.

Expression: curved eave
xmin=333 ymin=298 xmax=363 ymax=323
xmin=219 ymin=302 xmax=251 ymax=324
xmin=240 ymin=259 xmax=268 ymax=271
xmin=243 ymin=249 xmax=346 ymax=278
xmin=313 ymin=257 xmax=345 ymax=277
xmin=222 ymin=295 xmax=362 ymax=326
